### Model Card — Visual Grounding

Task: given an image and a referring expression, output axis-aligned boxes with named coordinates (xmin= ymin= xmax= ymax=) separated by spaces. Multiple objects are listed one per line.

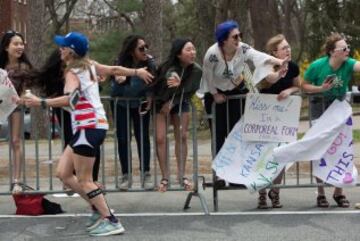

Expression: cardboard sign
xmin=243 ymin=94 xmax=301 ymax=142
xmin=212 ymin=118 xmax=285 ymax=193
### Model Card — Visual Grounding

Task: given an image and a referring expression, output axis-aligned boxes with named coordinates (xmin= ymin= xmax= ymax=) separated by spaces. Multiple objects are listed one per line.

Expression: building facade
xmin=0 ymin=0 xmax=28 ymax=40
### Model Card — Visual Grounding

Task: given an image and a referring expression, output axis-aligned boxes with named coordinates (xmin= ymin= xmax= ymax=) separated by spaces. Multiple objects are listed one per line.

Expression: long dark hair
xmin=116 ymin=35 xmax=149 ymax=67
xmin=0 ymin=30 xmax=32 ymax=69
xmin=31 ymin=49 xmax=65 ymax=97
xmin=157 ymin=38 xmax=193 ymax=78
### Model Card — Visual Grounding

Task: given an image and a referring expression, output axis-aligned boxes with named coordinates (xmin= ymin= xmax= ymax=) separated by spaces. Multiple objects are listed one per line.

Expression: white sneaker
xmin=86 ymin=211 xmax=102 ymax=231
xmin=119 ymin=174 xmax=129 ymax=190
xmin=89 ymin=219 xmax=125 ymax=237
xmin=143 ymin=172 xmax=152 ymax=189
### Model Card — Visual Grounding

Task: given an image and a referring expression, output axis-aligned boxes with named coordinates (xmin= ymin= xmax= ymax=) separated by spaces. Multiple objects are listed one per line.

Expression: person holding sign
xmin=0 ymin=30 xmax=33 ymax=194
xmin=24 ymin=32 xmax=153 ymax=236
xmin=302 ymin=32 xmax=360 ymax=208
xmin=198 ymin=20 xmax=287 ymax=186
xmin=256 ymin=34 xmax=300 ymax=209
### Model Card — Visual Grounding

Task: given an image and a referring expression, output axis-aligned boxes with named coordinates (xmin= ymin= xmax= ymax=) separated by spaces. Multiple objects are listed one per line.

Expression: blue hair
xmin=215 ymin=20 xmax=239 ymax=46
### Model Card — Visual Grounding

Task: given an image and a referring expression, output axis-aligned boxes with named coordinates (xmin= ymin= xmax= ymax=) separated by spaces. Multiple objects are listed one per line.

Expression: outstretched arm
xmin=94 ymin=62 xmax=154 ymax=84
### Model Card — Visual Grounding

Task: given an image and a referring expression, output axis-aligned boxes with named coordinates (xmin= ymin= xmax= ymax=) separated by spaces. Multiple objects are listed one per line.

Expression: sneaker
xmin=119 ymin=174 xmax=129 ymax=190
xmin=86 ymin=211 xmax=101 ymax=231
xmin=89 ymin=219 xmax=125 ymax=237
xmin=143 ymin=171 xmax=152 ymax=189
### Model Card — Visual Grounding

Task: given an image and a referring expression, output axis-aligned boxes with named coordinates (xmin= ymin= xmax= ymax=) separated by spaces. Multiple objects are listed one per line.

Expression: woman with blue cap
xmin=198 ymin=20 xmax=288 ymax=186
xmin=24 ymin=32 xmax=153 ymax=237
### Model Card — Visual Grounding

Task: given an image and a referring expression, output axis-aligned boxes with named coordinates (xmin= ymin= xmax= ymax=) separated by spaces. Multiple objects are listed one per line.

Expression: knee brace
xmin=87 ymin=188 xmax=102 ymax=199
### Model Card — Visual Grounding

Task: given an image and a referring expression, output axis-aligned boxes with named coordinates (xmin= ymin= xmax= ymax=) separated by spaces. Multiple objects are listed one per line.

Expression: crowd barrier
xmin=1 ymin=93 xmax=360 ymax=213
xmin=0 ymin=97 xmax=209 ymax=214
xmin=205 ymin=92 xmax=360 ymax=211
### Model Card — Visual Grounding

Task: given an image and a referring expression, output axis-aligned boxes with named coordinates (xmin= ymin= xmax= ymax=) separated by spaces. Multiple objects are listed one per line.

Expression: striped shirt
xmin=71 ymin=65 xmax=108 ymax=133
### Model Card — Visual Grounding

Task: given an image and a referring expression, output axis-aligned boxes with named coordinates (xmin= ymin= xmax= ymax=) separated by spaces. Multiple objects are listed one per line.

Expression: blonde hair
xmin=65 ymin=51 xmax=96 ymax=81
xmin=265 ymin=34 xmax=285 ymax=56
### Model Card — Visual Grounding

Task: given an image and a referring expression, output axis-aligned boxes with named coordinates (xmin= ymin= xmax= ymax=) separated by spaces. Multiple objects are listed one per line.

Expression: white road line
xmin=1 ymin=210 xmax=360 ymax=218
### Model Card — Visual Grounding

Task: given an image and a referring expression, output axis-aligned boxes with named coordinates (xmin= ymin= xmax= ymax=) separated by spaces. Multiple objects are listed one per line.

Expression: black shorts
xmin=69 ymin=129 xmax=106 ymax=157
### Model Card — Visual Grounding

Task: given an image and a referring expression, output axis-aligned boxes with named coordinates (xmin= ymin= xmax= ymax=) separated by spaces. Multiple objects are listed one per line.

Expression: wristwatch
xmin=40 ymin=98 xmax=47 ymax=109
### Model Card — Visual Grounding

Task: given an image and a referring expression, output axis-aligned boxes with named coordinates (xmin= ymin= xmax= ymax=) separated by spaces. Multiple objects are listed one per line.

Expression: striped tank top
xmin=70 ymin=65 xmax=108 ymax=133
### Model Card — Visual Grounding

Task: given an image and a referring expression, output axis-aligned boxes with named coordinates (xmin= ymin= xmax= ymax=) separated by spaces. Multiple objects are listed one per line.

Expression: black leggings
xmin=204 ymin=88 xmax=247 ymax=154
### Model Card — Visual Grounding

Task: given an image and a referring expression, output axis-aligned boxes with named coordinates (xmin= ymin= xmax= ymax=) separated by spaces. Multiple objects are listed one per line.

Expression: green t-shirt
xmin=304 ymin=56 xmax=356 ymax=99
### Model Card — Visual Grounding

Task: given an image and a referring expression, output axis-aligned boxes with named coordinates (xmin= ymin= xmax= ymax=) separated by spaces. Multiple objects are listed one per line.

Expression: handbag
xmin=12 ymin=184 xmax=64 ymax=215
xmin=13 ymin=193 xmax=45 ymax=215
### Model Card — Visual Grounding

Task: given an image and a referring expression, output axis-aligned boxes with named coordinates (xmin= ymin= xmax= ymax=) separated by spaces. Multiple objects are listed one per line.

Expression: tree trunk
xmin=143 ymin=0 xmax=163 ymax=65
xmin=194 ymin=0 xmax=216 ymax=60
xmin=28 ymin=1 xmax=48 ymax=139
xmin=248 ymin=0 xmax=280 ymax=51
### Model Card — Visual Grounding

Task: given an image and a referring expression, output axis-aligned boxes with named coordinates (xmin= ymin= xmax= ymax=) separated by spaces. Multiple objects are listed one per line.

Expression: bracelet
xmin=40 ymin=98 xmax=47 ymax=109
xmin=134 ymin=68 xmax=138 ymax=76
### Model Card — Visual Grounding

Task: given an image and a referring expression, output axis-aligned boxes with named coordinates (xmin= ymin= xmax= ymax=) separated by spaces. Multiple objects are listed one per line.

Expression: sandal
xmin=257 ymin=193 xmax=268 ymax=209
xmin=268 ymin=189 xmax=283 ymax=208
xmin=182 ymin=177 xmax=193 ymax=191
xmin=158 ymin=178 xmax=169 ymax=193
xmin=317 ymin=195 xmax=329 ymax=208
xmin=11 ymin=182 xmax=23 ymax=194
xmin=333 ymin=194 xmax=350 ymax=208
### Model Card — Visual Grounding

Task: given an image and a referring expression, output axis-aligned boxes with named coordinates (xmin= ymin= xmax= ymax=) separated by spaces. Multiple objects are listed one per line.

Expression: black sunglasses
xmin=138 ymin=44 xmax=149 ymax=52
xmin=4 ymin=30 xmax=20 ymax=36
xmin=231 ymin=33 xmax=243 ymax=41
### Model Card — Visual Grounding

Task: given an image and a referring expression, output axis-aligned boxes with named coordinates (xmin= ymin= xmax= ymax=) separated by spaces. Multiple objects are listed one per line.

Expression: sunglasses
xmin=231 ymin=33 xmax=243 ymax=41
xmin=4 ymin=30 xmax=20 ymax=36
xmin=334 ymin=46 xmax=350 ymax=52
xmin=137 ymin=44 xmax=149 ymax=52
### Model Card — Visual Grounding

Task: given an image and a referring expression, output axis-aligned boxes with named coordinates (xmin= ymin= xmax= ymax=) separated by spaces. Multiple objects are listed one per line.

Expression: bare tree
xmin=28 ymin=1 xmax=48 ymax=138
xmin=194 ymin=0 xmax=216 ymax=59
xmin=45 ymin=0 xmax=78 ymax=34
xmin=143 ymin=0 xmax=163 ymax=64
xmin=248 ymin=0 xmax=280 ymax=51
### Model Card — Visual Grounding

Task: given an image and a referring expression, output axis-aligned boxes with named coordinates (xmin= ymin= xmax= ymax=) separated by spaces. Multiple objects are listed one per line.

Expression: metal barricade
xmin=204 ymin=92 xmax=360 ymax=211
xmin=0 ymin=96 xmax=209 ymax=214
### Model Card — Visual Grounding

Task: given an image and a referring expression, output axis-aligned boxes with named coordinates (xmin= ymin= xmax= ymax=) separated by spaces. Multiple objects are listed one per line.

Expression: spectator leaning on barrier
xmin=302 ymin=32 xmax=360 ymax=208
xmin=154 ymin=38 xmax=202 ymax=192
xmin=30 ymin=49 xmax=101 ymax=184
xmin=24 ymin=31 xmax=153 ymax=237
xmin=110 ymin=35 xmax=155 ymax=190
xmin=0 ymin=30 xmax=33 ymax=194
xmin=198 ymin=20 xmax=288 ymax=186
xmin=256 ymin=34 xmax=300 ymax=209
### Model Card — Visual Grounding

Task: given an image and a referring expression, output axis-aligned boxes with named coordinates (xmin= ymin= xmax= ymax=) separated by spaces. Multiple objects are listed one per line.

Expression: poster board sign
xmin=243 ymin=93 xmax=301 ymax=142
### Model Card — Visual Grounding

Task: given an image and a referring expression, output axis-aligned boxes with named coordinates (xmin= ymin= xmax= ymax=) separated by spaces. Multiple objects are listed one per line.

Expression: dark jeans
xmin=204 ymin=88 xmax=247 ymax=154
xmin=114 ymin=104 xmax=151 ymax=175
xmin=54 ymin=108 xmax=101 ymax=181
xmin=309 ymin=96 xmax=334 ymax=121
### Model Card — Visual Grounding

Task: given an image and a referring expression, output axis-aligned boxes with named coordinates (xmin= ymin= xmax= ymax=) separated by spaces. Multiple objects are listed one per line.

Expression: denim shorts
xmin=155 ymin=101 xmax=190 ymax=114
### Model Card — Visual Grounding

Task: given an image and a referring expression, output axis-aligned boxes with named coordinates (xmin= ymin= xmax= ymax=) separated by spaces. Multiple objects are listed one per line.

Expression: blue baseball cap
xmin=54 ymin=32 xmax=89 ymax=57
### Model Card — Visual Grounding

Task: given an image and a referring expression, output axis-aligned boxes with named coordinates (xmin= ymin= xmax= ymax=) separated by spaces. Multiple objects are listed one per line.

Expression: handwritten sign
xmin=243 ymin=93 xmax=301 ymax=142
xmin=313 ymin=117 xmax=357 ymax=187
xmin=0 ymin=69 xmax=18 ymax=122
xmin=273 ymin=100 xmax=353 ymax=164
xmin=212 ymin=118 xmax=286 ymax=192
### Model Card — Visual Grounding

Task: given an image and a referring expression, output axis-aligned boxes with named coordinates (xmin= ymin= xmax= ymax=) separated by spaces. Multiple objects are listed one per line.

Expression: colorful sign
xmin=212 ymin=118 xmax=285 ymax=192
